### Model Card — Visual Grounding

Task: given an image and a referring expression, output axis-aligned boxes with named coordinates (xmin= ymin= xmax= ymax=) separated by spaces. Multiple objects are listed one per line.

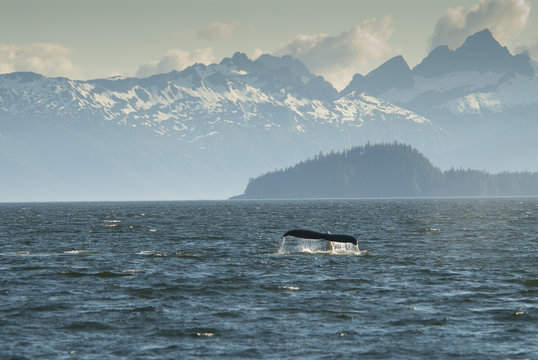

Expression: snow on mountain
xmin=344 ymin=29 xmax=536 ymax=115
xmin=381 ymin=70 xmax=506 ymax=110
xmin=441 ymin=73 xmax=538 ymax=114
xmin=3 ymin=28 xmax=535 ymax=202
xmin=334 ymin=91 xmax=429 ymax=124
xmin=0 ymin=53 xmax=443 ymax=201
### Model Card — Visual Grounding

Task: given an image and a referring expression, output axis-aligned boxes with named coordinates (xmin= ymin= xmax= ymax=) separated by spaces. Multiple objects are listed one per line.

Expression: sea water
xmin=0 ymin=198 xmax=536 ymax=359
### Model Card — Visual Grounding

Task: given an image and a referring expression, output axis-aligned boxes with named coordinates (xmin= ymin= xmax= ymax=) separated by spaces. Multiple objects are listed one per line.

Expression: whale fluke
xmin=283 ymin=229 xmax=358 ymax=246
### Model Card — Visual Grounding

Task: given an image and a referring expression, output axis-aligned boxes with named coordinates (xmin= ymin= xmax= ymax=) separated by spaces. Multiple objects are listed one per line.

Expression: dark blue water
xmin=1 ymin=198 xmax=536 ymax=359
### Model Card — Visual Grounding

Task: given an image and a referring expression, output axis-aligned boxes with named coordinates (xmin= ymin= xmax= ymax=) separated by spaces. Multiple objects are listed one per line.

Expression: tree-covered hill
xmin=233 ymin=143 xmax=538 ymax=199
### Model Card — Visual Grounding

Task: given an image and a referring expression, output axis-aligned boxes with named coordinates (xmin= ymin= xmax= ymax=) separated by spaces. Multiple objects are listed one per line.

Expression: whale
xmin=283 ymin=229 xmax=358 ymax=246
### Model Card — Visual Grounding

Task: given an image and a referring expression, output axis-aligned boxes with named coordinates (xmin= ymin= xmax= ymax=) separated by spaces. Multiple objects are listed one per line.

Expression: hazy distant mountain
xmin=0 ymin=54 xmax=440 ymax=201
xmin=234 ymin=143 xmax=538 ymax=199
xmin=344 ymin=29 xmax=535 ymax=102
xmin=342 ymin=29 xmax=538 ymax=173
xmin=342 ymin=55 xmax=414 ymax=96
xmin=413 ymin=29 xmax=534 ymax=77
xmin=1 ymin=29 xmax=536 ymax=201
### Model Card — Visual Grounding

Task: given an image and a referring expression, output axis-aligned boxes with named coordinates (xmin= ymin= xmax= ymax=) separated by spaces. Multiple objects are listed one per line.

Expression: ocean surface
xmin=0 ymin=198 xmax=536 ymax=359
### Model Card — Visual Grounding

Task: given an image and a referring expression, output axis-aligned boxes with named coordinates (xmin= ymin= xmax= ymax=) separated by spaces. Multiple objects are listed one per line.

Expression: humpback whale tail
xmin=283 ymin=229 xmax=358 ymax=246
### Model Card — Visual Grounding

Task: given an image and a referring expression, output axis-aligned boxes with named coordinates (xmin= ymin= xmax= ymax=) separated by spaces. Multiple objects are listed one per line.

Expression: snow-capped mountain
xmin=1 ymin=29 xmax=535 ymax=201
xmin=343 ymin=29 xmax=538 ymax=172
xmin=0 ymin=53 xmax=442 ymax=201
xmin=343 ymin=29 xmax=535 ymax=112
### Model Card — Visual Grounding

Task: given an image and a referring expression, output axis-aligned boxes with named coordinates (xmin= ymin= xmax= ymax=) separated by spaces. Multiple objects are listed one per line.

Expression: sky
xmin=1 ymin=0 xmax=537 ymax=89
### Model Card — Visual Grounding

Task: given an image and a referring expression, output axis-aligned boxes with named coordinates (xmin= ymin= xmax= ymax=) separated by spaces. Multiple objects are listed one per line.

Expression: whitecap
xmin=103 ymin=219 xmax=121 ymax=227
xmin=196 ymin=332 xmax=214 ymax=337
xmin=64 ymin=250 xmax=82 ymax=254
xmin=278 ymin=285 xmax=300 ymax=291
xmin=63 ymin=250 xmax=103 ymax=254
xmin=138 ymin=250 xmax=164 ymax=256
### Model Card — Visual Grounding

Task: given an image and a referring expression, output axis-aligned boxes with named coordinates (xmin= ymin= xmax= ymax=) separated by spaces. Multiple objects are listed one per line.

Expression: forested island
xmin=232 ymin=143 xmax=538 ymax=199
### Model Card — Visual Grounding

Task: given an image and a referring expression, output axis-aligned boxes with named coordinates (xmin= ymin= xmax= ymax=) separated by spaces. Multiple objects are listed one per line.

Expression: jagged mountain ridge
xmin=414 ymin=29 xmax=534 ymax=77
xmin=343 ymin=55 xmax=415 ymax=97
xmin=2 ymin=28 xmax=536 ymax=201
xmin=0 ymin=53 xmax=441 ymax=201
xmin=343 ymin=29 xmax=535 ymax=104
xmin=1 ymin=53 xmax=431 ymax=137
xmin=342 ymin=28 xmax=538 ymax=173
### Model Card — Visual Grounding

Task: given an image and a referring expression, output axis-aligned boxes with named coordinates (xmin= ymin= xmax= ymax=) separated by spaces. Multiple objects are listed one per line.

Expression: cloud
xmin=175 ymin=21 xmax=241 ymax=40
xmin=429 ymin=0 xmax=531 ymax=50
xmin=0 ymin=43 xmax=82 ymax=78
xmin=136 ymin=48 xmax=216 ymax=78
xmin=197 ymin=21 xmax=240 ymax=40
xmin=274 ymin=17 xmax=395 ymax=90
xmin=523 ymin=38 xmax=538 ymax=60
xmin=250 ymin=47 xmax=268 ymax=60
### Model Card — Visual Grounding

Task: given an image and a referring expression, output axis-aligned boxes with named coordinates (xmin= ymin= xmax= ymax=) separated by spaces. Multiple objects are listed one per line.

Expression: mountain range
xmin=1 ymin=29 xmax=536 ymax=201
xmin=343 ymin=29 xmax=538 ymax=172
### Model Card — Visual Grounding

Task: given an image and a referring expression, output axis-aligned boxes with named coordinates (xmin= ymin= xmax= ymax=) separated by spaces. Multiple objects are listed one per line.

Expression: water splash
xmin=277 ymin=236 xmax=287 ymax=254
xmin=278 ymin=238 xmax=361 ymax=255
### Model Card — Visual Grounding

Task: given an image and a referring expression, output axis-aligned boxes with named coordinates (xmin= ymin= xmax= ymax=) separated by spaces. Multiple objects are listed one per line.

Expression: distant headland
xmin=232 ymin=143 xmax=538 ymax=199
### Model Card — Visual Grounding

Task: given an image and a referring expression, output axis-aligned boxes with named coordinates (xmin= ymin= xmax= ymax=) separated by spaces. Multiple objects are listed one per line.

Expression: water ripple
xmin=0 ymin=198 xmax=536 ymax=359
